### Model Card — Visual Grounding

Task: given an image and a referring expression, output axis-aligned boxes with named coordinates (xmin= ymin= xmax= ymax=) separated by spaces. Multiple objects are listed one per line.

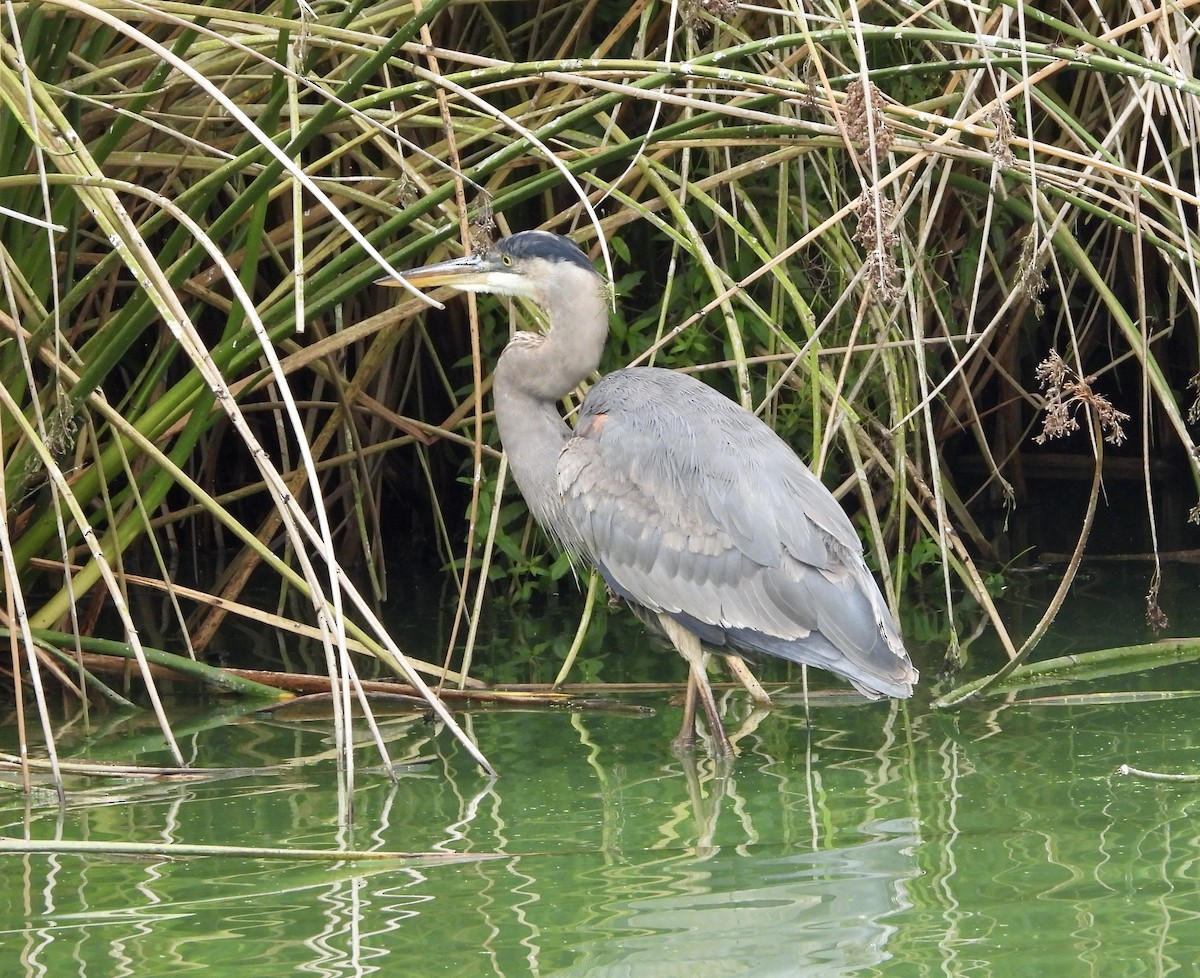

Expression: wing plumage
xmin=558 ymin=367 xmax=916 ymax=698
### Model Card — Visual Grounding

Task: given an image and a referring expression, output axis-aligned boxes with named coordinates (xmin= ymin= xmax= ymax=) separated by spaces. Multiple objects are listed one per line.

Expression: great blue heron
xmin=393 ymin=230 xmax=917 ymax=755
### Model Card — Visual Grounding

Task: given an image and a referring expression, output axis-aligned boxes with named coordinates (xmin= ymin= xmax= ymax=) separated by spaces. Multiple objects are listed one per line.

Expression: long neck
xmin=492 ymin=266 xmax=608 ymax=547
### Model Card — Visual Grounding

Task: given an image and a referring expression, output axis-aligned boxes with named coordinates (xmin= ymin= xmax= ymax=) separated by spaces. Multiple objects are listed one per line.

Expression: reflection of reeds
xmin=3 ymin=1 xmax=1199 ymax=783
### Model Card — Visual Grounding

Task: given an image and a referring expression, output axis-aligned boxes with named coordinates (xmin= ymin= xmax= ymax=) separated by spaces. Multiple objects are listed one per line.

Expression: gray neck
xmin=491 ymin=263 xmax=608 ymax=549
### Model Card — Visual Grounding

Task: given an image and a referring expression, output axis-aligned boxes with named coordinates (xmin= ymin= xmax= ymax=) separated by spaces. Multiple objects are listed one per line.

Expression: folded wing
xmin=558 ymin=367 xmax=916 ymax=698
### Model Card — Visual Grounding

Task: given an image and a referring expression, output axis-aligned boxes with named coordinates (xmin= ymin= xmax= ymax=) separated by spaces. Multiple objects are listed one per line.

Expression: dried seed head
xmin=683 ymin=0 xmax=736 ymax=34
xmin=843 ymin=79 xmax=894 ymax=161
xmin=853 ymin=193 xmax=901 ymax=304
xmin=854 ymin=192 xmax=899 ymax=251
xmin=1033 ymin=350 xmax=1130 ymax=446
xmin=468 ymin=200 xmax=496 ymax=254
xmin=1016 ymin=231 xmax=1048 ymax=314
xmin=989 ymin=103 xmax=1015 ymax=168
xmin=862 ymin=249 xmax=903 ymax=305
xmin=1145 ymin=576 xmax=1169 ymax=632
xmin=46 ymin=391 xmax=79 ymax=458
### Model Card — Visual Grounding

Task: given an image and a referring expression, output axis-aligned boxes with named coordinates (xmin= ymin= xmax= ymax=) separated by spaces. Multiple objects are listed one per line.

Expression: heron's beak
xmin=376 ymin=253 xmax=500 ymax=292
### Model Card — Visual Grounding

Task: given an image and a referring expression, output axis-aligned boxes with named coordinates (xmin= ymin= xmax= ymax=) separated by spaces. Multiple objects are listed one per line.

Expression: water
xmin=2 ymin=569 xmax=1199 ymax=977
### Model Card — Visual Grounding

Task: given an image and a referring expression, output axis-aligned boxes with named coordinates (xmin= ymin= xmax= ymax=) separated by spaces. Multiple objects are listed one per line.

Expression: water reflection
xmin=3 ymin=647 xmax=1200 ymax=976
xmin=542 ymin=836 xmax=916 ymax=977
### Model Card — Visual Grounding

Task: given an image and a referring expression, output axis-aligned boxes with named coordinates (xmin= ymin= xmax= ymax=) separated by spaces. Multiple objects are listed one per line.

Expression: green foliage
xmin=892 ymin=533 xmax=938 ymax=585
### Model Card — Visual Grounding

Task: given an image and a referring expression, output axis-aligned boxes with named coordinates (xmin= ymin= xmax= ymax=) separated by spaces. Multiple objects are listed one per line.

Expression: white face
xmin=452 ymin=268 xmax=535 ymax=300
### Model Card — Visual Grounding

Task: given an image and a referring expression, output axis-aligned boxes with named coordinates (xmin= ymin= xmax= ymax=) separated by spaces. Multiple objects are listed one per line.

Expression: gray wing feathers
xmin=558 ymin=367 xmax=915 ymax=698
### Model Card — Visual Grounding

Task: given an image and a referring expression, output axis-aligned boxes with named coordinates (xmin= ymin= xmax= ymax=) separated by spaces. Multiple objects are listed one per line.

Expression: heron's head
xmin=388 ymin=231 xmax=602 ymax=307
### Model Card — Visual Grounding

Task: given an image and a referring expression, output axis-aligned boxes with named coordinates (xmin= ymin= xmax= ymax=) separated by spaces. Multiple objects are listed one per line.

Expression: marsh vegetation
xmin=2 ymin=0 xmax=1199 ymax=789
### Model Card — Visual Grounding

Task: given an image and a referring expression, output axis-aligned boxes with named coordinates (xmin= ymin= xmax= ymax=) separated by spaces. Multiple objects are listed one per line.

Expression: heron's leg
xmin=674 ymin=671 xmax=699 ymax=751
xmin=689 ymin=657 xmax=734 ymax=757
xmin=723 ymin=655 xmax=773 ymax=708
xmin=660 ymin=614 xmax=734 ymax=757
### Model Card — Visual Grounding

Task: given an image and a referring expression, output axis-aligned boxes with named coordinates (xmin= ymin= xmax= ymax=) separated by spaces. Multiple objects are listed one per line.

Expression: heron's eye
xmin=501 ymin=255 xmax=513 ymax=267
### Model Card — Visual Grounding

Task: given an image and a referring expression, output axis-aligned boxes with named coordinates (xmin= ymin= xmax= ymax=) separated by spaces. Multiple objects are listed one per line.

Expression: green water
xmin=3 ymin=574 xmax=1199 ymax=977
